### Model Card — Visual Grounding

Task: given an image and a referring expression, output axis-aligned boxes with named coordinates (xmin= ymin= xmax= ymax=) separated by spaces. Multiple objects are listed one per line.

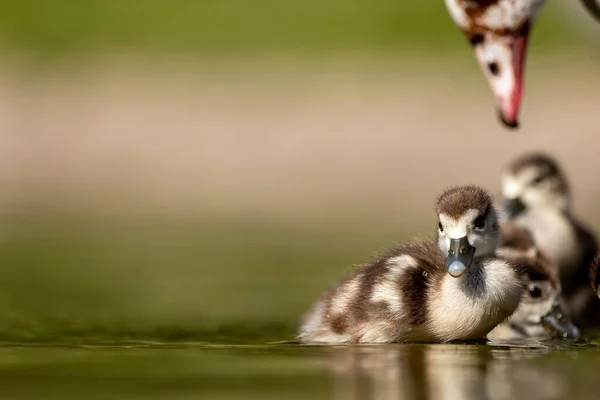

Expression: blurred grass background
xmin=0 ymin=0 xmax=598 ymax=343
xmin=0 ymin=214 xmax=404 ymax=343
xmin=0 ymin=0 xmax=593 ymax=59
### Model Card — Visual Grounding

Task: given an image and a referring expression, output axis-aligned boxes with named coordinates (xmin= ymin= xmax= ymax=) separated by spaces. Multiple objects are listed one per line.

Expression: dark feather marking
xmin=400 ymin=267 xmax=430 ymax=326
xmin=330 ymin=313 xmax=348 ymax=334
xmin=397 ymin=241 xmax=445 ymax=326
xmin=351 ymin=257 xmax=390 ymax=323
xmin=458 ymin=262 xmax=488 ymax=299
xmin=346 ymin=240 xmax=446 ymax=329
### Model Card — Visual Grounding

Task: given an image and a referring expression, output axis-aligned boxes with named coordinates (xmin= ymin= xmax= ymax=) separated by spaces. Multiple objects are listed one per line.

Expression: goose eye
xmin=474 ymin=215 xmax=486 ymax=229
xmin=438 ymin=221 xmax=444 ymax=232
xmin=469 ymin=33 xmax=485 ymax=46
xmin=528 ymin=285 xmax=542 ymax=299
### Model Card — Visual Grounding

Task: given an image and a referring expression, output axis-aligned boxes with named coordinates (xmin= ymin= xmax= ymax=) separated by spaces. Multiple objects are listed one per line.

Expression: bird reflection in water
xmin=324 ymin=344 xmax=565 ymax=400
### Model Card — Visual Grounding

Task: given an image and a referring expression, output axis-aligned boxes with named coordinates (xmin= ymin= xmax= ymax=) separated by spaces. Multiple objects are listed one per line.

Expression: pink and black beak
xmin=468 ymin=26 xmax=530 ymax=129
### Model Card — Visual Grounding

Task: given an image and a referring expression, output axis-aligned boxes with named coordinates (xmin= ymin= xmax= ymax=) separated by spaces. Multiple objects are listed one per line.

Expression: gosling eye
xmin=438 ymin=221 xmax=444 ymax=232
xmin=473 ymin=215 xmax=486 ymax=229
xmin=531 ymin=175 xmax=544 ymax=185
xmin=528 ymin=285 xmax=542 ymax=299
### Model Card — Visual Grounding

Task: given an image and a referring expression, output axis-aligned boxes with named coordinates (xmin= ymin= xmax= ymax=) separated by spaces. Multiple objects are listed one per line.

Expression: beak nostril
xmin=487 ymin=62 xmax=500 ymax=76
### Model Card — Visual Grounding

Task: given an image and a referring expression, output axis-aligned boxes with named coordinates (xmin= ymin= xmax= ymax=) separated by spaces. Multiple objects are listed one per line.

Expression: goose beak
xmin=472 ymin=29 xmax=530 ymax=129
xmin=446 ymin=237 xmax=476 ymax=277
xmin=541 ymin=299 xmax=581 ymax=339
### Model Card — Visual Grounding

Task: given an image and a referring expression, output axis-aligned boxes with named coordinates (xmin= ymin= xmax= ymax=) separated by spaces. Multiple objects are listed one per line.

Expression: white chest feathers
xmin=428 ymin=259 xmax=523 ymax=341
xmin=515 ymin=210 xmax=580 ymax=275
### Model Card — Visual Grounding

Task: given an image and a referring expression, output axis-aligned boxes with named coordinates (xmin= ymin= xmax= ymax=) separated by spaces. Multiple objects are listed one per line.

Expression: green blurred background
xmin=0 ymin=0 xmax=595 ymax=58
xmin=0 ymin=0 xmax=598 ymax=343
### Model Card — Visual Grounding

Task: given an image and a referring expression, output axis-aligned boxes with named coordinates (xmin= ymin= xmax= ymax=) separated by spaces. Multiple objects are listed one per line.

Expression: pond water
xmin=0 ymin=341 xmax=597 ymax=399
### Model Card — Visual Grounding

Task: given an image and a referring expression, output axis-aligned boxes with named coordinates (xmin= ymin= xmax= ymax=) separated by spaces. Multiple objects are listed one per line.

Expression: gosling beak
xmin=502 ymin=197 xmax=526 ymax=219
xmin=446 ymin=237 xmax=476 ymax=278
xmin=541 ymin=299 xmax=581 ymax=339
xmin=472 ymin=28 xmax=530 ymax=129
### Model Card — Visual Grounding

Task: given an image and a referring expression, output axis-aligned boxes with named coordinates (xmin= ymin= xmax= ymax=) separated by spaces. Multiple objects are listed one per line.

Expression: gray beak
xmin=446 ymin=237 xmax=476 ymax=278
xmin=541 ymin=299 xmax=581 ymax=339
xmin=502 ymin=197 xmax=526 ymax=219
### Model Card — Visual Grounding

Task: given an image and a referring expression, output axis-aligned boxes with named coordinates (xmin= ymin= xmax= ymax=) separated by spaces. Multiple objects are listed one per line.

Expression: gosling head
xmin=436 ymin=185 xmax=500 ymax=278
xmin=489 ymin=248 xmax=580 ymax=339
xmin=512 ymin=252 xmax=579 ymax=339
xmin=501 ymin=152 xmax=570 ymax=218
xmin=444 ymin=0 xmax=546 ymax=128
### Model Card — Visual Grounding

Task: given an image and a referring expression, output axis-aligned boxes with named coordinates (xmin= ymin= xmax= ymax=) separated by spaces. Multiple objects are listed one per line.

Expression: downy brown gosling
xmin=488 ymin=221 xmax=580 ymax=340
xmin=500 ymin=152 xmax=600 ymax=332
xmin=297 ymin=185 xmax=524 ymax=344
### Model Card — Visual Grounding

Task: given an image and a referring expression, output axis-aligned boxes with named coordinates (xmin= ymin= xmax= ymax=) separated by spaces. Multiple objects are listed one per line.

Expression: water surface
xmin=1 ymin=341 xmax=598 ymax=399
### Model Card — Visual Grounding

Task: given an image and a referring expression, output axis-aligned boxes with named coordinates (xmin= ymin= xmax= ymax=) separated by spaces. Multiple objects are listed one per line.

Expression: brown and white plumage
xmin=297 ymin=186 xmax=524 ymax=344
xmin=488 ymin=221 xmax=580 ymax=340
xmin=444 ymin=0 xmax=599 ymax=129
xmin=500 ymin=152 xmax=600 ymax=333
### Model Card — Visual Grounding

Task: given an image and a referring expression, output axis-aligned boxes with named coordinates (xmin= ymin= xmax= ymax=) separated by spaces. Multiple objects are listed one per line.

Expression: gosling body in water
xmin=297 ymin=186 xmax=525 ymax=344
